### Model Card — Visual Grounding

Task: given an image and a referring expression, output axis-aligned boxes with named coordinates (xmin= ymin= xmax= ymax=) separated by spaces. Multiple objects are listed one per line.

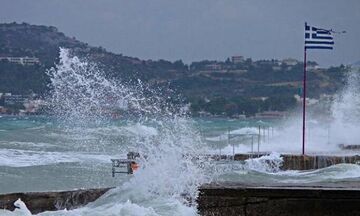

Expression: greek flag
xmin=305 ymin=22 xmax=334 ymax=50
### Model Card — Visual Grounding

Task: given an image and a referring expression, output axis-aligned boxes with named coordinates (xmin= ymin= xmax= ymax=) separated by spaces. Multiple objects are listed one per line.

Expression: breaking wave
xmin=41 ymin=48 xmax=209 ymax=215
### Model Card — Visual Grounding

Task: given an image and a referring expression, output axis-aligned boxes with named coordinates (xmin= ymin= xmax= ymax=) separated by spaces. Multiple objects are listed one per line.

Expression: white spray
xmin=45 ymin=48 xmax=212 ymax=215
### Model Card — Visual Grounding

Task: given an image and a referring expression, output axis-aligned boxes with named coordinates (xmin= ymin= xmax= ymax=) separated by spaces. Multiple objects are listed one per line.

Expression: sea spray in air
xmin=330 ymin=68 xmax=360 ymax=145
xmin=46 ymin=48 xmax=131 ymax=125
xmin=44 ymin=48 xmax=211 ymax=214
xmin=250 ymin=68 xmax=360 ymax=154
xmin=244 ymin=152 xmax=283 ymax=173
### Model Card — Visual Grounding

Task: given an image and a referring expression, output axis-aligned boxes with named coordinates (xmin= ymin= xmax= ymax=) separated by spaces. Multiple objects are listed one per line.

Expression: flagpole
xmin=302 ymin=45 xmax=307 ymax=155
xmin=302 ymin=22 xmax=339 ymax=155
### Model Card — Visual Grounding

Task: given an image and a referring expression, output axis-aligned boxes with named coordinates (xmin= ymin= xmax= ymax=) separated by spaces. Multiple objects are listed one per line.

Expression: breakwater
xmin=1 ymin=153 xmax=360 ymax=215
xmin=197 ymin=182 xmax=360 ymax=216
xmin=0 ymin=188 xmax=112 ymax=214
xmin=2 ymin=182 xmax=360 ymax=216
xmin=229 ymin=153 xmax=360 ymax=170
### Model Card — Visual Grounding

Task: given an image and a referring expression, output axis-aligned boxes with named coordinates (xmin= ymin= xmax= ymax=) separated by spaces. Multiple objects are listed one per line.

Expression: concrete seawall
xmin=232 ymin=153 xmax=360 ymax=170
xmin=2 ymin=182 xmax=360 ymax=215
xmin=1 ymin=154 xmax=360 ymax=214
xmin=197 ymin=182 xmax=360 ymax=216
xmin=0 ymin=188 xmax=112 ymax=214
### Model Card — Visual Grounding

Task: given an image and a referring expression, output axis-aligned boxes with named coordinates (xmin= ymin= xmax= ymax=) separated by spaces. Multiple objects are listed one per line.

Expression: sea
xmin=1 ymin=49 xmax=360 ymax=215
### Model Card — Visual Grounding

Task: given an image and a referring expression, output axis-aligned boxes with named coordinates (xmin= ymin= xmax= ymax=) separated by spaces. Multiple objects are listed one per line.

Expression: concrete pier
xmin=230 ymin=153 xmax=360 ymax=170
xmin=0 ymin=188 xmax=112 ymax=214
xmin=1 ymin=153 xmax=360 ymax=214
xmin=197 ymin=182 xmax=360 ymax=216
xmin=2 ymin=182 xmax=360 ymax=215
xmin=116 ymin=152 xmax=360 ymax=171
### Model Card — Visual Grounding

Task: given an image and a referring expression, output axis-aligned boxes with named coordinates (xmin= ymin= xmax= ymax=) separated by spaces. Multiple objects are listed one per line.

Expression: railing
xmin=111 ymin=152 xmax=140 ymax=176
xmin=207 ymin=125 xmax=275 ymax=160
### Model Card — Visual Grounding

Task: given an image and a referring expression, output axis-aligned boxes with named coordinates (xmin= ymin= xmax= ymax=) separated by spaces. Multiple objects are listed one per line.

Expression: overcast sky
xmin=0 ymin=0 xmax=359 ymax=66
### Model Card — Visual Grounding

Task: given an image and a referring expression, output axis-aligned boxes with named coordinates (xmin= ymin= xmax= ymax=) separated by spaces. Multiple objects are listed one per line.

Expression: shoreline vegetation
xmin=0 ymin=22 xmax=353 ymax=117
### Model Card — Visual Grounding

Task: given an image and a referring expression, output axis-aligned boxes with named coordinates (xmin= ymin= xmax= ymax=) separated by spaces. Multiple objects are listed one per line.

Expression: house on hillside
xmin=0 ymin=57 xmax=40 ymax=65
xmin=231 ymin=56 xmax=244 ymax=64
xmin=205 ymin=63 xmax=222 ymax=71
xmin=4 ymin=93 xmax=29 ymax=105
xmin=282 ymin=58 xmax=299 ymax=66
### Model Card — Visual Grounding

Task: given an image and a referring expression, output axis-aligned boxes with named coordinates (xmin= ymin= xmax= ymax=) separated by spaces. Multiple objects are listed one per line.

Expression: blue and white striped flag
xmin=305 ymin=23 xmax=334 ymax=50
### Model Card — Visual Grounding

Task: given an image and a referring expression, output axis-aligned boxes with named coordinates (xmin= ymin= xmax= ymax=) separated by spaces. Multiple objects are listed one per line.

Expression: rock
xmin=0 ymin=187 xmax=113 ymax=214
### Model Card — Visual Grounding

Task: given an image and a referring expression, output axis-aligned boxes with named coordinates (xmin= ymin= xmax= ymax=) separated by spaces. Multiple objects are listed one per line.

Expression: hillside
xmin=0 ymin=22 xmax=187 ymax=93
xmin=0 ymin=22 xmax=351 ymax=116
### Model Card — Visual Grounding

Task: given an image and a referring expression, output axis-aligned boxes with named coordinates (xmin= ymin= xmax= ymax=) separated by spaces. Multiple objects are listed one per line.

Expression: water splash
xmin=46 ymin=48 xmax=154 ymax=125
xmin=330 ymin=68 xmax=360 ymax=145
xmin=247 ymin=68 xmax=360 ymax=154
xmin=45 ymin=48 xmax=210 ymax=213
xmin=244 ymin=152 xmax=283 ymax=173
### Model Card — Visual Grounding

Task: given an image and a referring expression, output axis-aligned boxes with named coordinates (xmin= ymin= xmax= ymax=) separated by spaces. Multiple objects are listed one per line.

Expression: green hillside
xmin=0 ymin=22 xmax=351 ymax=116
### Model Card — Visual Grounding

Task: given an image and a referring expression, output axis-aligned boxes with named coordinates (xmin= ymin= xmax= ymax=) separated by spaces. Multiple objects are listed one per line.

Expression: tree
xmin=225 ymin=57 xmax=231 ymax=64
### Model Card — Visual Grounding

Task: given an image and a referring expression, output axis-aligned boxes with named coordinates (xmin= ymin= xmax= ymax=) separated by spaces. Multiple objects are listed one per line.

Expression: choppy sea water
xmin=1 ymin=116 xmax=360 ymax=215
xmin=1 ymin=49 xmax=360 ymax=215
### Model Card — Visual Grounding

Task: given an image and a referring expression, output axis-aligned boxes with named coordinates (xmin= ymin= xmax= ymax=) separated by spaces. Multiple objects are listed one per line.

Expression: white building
xmin=0 ymin=57 xmax=40 ymax=65
xmin=205 ymin=63 xmax=222 ymax=71
xmin=282 ymin=58 xmax=299 ymax=66
xmin=231 ymin=56 xmax=244 ymax=64
xmin=4 ymin=94 xmax=28 ymax=105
